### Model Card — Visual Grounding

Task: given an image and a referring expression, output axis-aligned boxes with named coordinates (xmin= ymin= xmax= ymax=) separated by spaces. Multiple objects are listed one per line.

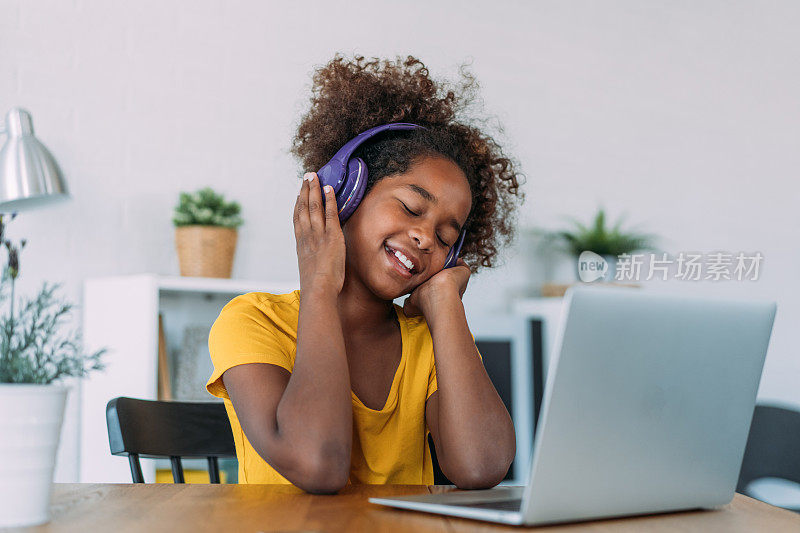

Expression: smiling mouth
xmin=384 ymin=244 xmax=415 ymax=278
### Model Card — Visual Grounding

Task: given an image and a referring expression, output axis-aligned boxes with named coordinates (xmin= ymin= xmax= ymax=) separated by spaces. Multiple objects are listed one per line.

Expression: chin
xmin=370 ymin=282 xmax=409 ymax=302
xmin=361 ymin=270 xmax=414 ymax=301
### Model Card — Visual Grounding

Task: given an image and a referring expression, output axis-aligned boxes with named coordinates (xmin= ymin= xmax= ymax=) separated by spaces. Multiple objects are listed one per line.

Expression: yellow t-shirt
xmin=206 ymin=289 xmax=469 ymax=485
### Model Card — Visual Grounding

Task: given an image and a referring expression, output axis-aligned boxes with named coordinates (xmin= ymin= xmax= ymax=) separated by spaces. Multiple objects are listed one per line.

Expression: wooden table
xmin=14 ymin=484 xmax=800 ymax=532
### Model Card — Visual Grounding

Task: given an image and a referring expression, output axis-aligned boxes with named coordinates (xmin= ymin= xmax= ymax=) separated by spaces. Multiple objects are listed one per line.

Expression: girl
xmin=207 ymin=55 xmax=524 ymax=493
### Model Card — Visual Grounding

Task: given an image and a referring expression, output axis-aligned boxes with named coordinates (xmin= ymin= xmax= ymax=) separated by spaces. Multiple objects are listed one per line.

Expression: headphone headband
xmin=330 ymin=123 xmax=425 ymax=166
xmin=316 ymin=123 xmax=426 ymax=209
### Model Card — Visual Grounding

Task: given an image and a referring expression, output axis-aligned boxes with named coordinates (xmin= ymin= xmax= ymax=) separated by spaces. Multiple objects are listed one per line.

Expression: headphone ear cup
xmin=443 ymin=228 xmax=467 ymax=269
xmin=338 ymin=157 xmax=369 ymax=223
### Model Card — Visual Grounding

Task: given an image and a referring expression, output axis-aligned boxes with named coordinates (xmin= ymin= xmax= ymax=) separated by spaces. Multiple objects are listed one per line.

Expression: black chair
xmin=737 ymin=404 xmax=800 ymax=512
xmin=106 ymin=397 xmax=236 ymax=483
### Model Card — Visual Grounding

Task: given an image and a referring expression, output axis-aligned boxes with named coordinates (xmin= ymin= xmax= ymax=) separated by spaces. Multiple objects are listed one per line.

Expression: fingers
xmin=323 ymin=183 xmax=341 ymax=230
xmin=293 ymin=175 xmax=311 ymax=240
xmin=456 ymin=258 xmax=470 ymax=296
xmin=294 ymin=171 xmax=341 ymax=243
xmin=305 ymin=172 xmax=324 ymax=232
xmin=293 ymin=184 xmax=302 ymax=241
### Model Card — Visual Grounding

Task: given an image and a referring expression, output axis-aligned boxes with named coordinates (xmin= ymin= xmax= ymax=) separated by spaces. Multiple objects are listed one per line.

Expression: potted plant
xmin=0 ymin=213 xmax=107 ymax=528
xmin=541 ymin=208 xmax=657 ymax=282
xmin=173 ymin=187 xmax=243 ymax=278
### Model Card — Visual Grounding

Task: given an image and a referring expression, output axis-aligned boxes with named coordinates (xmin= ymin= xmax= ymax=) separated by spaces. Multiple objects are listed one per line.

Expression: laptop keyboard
xmin=445 ymin=498 xmax=522 ymax=512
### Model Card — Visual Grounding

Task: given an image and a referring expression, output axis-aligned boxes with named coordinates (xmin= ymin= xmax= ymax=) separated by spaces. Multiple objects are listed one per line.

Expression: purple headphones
xmin=316 ymin=123 xmax=466 ymax=270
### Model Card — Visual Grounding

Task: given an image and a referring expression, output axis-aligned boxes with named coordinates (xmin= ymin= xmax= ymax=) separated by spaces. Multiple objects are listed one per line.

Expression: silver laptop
xmin=369 ymin=286 xmax=777 ymax=526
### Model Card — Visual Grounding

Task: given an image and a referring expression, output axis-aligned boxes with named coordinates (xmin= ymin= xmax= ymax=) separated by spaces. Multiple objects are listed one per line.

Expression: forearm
xmin=272 ymin=287 xmax=352 ymax=483
xmin=427 ymin=295 xmax=516 ymax=486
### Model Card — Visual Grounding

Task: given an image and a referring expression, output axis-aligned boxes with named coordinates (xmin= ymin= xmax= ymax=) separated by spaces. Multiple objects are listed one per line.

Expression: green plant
xmin=0 ymin=213 xmax=107 ymax=384
xmin=540 ymin=208 xmax=657 ymax=257
xmin=172 ymin=187 xmax=243 ymax=228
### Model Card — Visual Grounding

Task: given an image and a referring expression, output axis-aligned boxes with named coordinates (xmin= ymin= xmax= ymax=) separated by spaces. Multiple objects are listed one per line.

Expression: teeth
xmin=386 ymin=245 xmax=414 ymax=272
xmin=395 ymin=251 xmax=413 ymax=271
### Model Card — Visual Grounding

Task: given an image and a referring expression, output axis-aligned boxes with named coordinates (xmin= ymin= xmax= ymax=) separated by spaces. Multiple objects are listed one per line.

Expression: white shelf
xmin=79 ymin=274 xmax=297 ymax=483
xmin=89 ymin=273 xmax=299 ymax=296
xmin=157 ymin=274 xmax=298 ymax=295
xmin=513 ymin=296 xmax=565 ymax=316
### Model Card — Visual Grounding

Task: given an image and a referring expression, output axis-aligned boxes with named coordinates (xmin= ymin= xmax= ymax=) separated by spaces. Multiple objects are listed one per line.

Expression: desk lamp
xmin=0 ymin=107 xmax=70 ymax=212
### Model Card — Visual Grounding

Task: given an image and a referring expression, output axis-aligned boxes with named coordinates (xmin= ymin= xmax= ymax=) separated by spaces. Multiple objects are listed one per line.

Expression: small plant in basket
xmin=172 ymin=187 xmax=243 ymax=228
xmin=173 ymin=187 xmax=244 ymax=278
xmin=527 ymin=207 xmax=658 ymax=283
xmin=549 ymin=208 xmax=656 ymax=258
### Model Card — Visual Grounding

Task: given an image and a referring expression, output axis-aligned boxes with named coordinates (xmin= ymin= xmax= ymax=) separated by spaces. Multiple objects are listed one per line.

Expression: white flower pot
xmin=0 ymin=384 xmax=68 ymax=528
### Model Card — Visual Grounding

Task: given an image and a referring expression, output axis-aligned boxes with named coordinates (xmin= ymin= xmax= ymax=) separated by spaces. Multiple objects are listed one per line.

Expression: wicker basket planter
xmin=175 ymin=225 xmax=238 ymax=278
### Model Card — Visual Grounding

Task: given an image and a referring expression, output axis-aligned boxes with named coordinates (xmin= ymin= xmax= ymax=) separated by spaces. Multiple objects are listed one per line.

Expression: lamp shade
xmin=0 ymin=108 xmax=69 ymax=213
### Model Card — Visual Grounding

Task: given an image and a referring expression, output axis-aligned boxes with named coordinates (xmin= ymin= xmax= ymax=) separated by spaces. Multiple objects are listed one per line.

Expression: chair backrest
xmin=737 ymin=404 xmax=800 ymax=493
xmin=106 ymin=397 xmax=236 ymax=483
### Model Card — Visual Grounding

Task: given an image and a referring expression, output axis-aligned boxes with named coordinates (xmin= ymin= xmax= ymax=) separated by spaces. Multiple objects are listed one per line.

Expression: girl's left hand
xmin=403 ymin=258 xmax=471 ymax=317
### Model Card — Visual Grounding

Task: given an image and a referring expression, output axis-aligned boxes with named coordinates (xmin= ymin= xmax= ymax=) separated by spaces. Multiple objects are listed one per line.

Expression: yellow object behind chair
xmin=156 ymin=469 xmax=228 ymax=484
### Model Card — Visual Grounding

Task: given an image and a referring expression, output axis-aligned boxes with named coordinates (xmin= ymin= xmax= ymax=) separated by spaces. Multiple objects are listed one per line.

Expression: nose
xmin=409 ymin=224 xmax=435 ymax=252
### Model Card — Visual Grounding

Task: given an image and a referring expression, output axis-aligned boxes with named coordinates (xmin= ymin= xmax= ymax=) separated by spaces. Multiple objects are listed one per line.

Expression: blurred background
xmin=1 ymin=0 xmax=798 ymax=500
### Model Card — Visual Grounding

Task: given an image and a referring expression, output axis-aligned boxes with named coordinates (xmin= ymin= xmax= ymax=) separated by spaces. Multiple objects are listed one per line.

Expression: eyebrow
xmin=403 ymin=183 xmax=462 ymax=234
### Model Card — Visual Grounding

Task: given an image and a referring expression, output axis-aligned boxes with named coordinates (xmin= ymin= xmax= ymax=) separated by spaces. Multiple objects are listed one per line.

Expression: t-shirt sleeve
xmin=206 ymin=294 xmax=293 ymax=401
xmin=426 ymin=331 xmax=482 ymax=400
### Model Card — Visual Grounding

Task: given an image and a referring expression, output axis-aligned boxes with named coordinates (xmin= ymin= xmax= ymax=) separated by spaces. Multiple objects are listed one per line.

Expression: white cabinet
xmin=464 ymin=311 xmax=535 ymax=484
xmin=464 ymin=298 xmax=566 ymax=485
xmin=512 ymin=297 xmax=566 ymax=381
xmin=80 ymin=274 xmax=297 ymax=483
xmin=511 ymin=296 xmax=566 ymax=451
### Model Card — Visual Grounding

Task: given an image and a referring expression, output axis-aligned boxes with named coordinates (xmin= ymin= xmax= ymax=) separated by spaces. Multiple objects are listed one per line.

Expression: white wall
xmin=1 ymin=0 xmax=798 ymax=482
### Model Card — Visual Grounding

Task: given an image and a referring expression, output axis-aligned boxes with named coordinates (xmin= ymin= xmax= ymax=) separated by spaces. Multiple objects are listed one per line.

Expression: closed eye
xmin=400 ymin=202 xmax=450 ymax=247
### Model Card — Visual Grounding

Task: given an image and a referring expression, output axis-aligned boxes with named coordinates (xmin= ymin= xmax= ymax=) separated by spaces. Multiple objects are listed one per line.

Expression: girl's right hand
xmin=293 ymin=172 xmax=346 ymax=296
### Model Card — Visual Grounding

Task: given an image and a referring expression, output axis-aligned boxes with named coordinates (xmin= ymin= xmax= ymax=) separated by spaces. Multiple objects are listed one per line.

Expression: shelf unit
xmin=80 ymin=274 xmax=298 ymax=483
xmin=512 ymin=297 xmax=566 ymax=439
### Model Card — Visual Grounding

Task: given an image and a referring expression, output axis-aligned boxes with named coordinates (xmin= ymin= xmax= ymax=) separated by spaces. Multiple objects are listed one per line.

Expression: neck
xmin=335 ymin=269 xmax=397 ymax=337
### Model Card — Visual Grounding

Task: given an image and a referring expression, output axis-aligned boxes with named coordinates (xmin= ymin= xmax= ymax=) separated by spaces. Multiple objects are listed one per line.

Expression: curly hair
xmin=291 ymin=54 xmax=525 ymax=273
